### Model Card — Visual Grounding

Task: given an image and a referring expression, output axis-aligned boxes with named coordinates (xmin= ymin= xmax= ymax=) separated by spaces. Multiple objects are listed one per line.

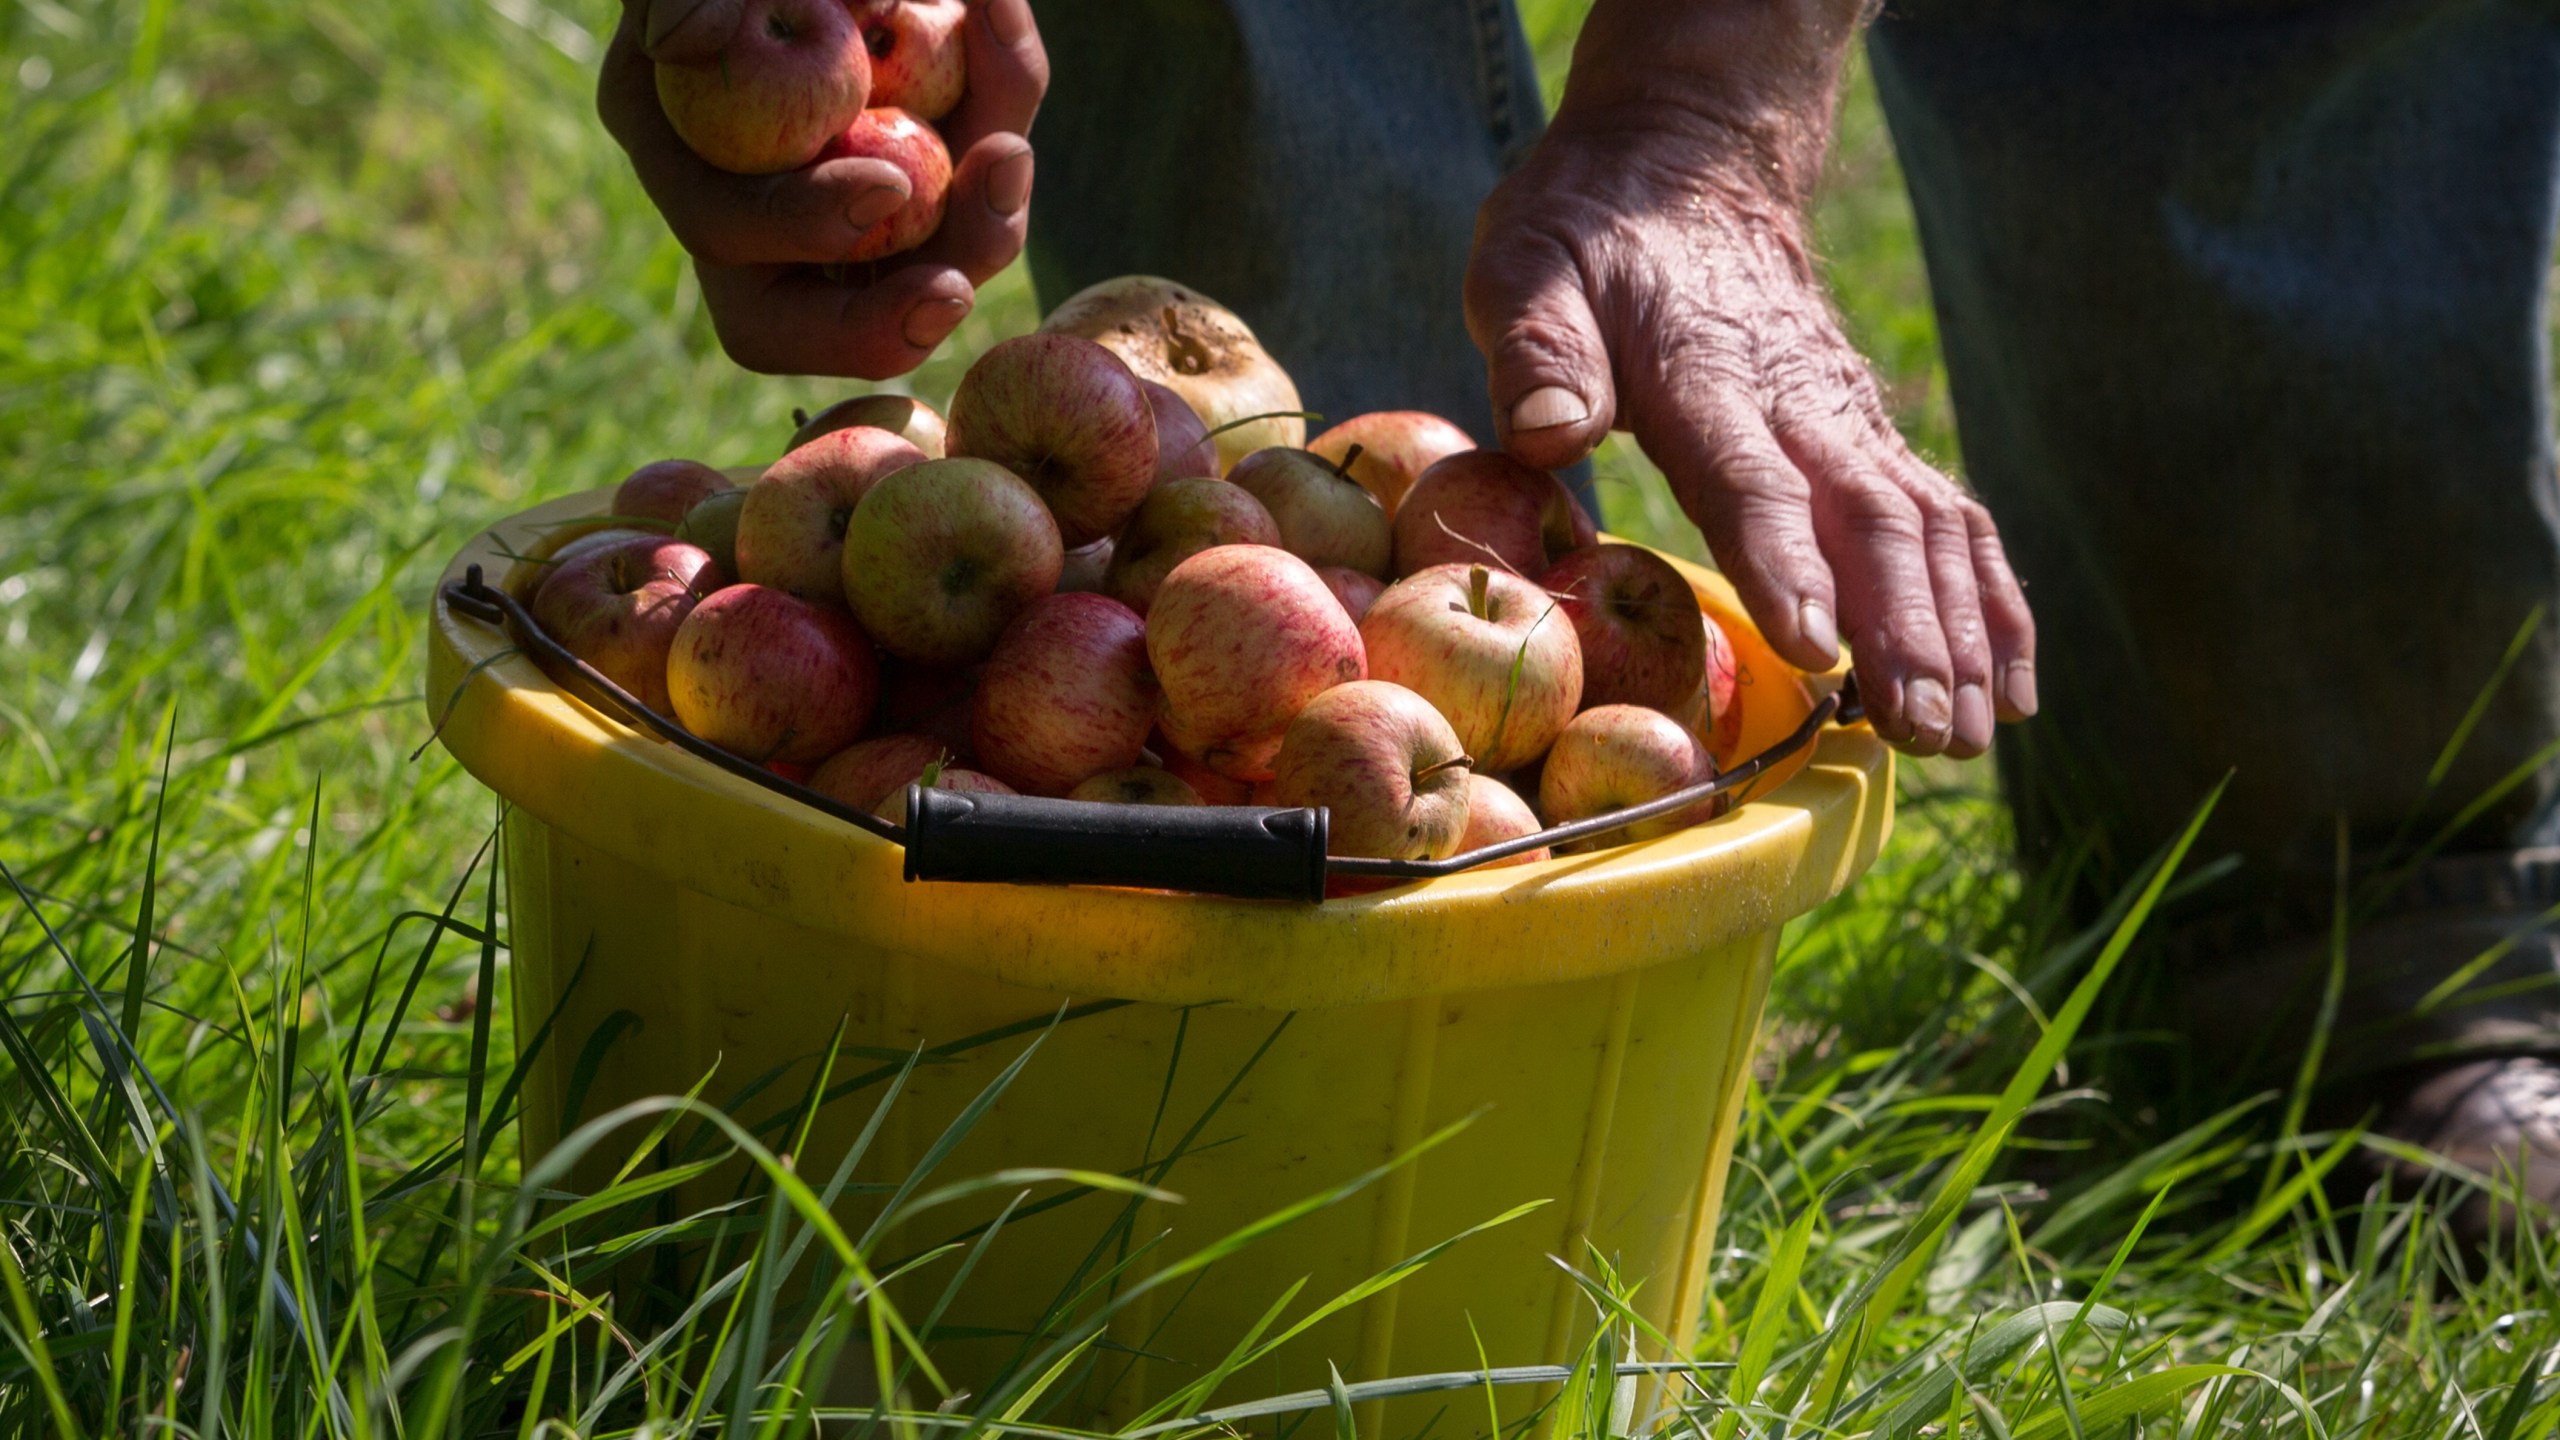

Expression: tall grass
xmin=8 ymin=0 xmax=2560 ymax=1436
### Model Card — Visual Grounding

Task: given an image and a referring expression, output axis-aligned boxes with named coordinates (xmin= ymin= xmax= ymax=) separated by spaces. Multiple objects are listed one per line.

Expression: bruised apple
xmin=655 ymin=0 xmax=870 ymax=174
xmin=1041 ymin=276 xmax=1304 ymax=469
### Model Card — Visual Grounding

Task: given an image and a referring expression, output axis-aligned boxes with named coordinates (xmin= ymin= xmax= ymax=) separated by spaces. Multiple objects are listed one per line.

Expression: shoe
xmin=2376 ymin=1056 xmax=2560 ymax=1241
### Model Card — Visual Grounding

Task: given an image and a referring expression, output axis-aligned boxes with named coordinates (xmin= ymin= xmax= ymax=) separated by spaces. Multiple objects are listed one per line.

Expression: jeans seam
xmin=1474 ymin=0 xmax=1534 ymax=171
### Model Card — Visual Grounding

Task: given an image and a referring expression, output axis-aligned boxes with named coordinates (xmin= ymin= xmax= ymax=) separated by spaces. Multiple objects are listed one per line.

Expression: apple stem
xmin=1331 ymin=444 xmax=1365 ymax=484
xmin=793 ymin=407 xmax=810 ymax=428
xmin=1468 ymin=564 xmax=1491 ymax=620
xmin=1413 ymin=754 xmax=1476 ymax=784
xmin=1203 ymin=409 xmax=1323 ymax=440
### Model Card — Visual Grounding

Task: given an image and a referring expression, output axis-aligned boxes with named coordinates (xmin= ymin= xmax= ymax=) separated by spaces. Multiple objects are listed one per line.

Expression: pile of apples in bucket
xmin=528 ymin=0 xmax=1747 ymax=870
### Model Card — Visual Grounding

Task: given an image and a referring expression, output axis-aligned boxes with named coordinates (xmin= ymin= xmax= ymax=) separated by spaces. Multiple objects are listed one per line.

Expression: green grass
xmin=6 ymin=1 xmax=2560 ymax=1436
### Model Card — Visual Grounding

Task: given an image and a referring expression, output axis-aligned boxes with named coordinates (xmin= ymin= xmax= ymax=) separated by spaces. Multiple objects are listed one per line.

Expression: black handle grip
xmin=902 ymin=787 xmax=1332 ymax=902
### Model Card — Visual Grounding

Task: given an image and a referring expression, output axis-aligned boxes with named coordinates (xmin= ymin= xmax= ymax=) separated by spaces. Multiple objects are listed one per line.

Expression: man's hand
xmin=599 ymin=0 xmax=1048 ymax=379
xmin=1465 ymin=3 xmax=2034 ymax=758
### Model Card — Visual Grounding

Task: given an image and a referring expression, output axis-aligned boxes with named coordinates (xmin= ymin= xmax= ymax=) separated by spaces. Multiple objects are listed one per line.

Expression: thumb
xmin=639 ymin=0 xmax=744 ymax=63
xmin=1464 ymin=227 xmax=1617 ymax=471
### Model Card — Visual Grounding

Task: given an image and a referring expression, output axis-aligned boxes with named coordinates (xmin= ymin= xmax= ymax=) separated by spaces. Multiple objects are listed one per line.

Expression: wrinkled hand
xmin=599 ymin=0 xmax=1048 ymax=378
xmin=1466 ymin=112 xmax=2036 ymax=758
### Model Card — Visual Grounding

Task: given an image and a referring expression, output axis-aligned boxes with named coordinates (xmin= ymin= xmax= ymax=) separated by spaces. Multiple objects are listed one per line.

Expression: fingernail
xmin=1507 ymin=386 xmax=1588 ymax=433
xmin=987 ymin=0 xmax=1032 ymax=45
xmin=903 ymin=297 xmax=968 ymax=349
xmin=1797 ymin=599 xmax=1839 ymax=662
xmin=1954 ymin=682 xmax=1992 ymax=745
xmin=987 ymin=147 xmax=1033 ymax=216
xmin=848 ymin=182 xmax=907 ymax=226
xmin=1906 ymin=677 xmax=1953 ymax=737
xmin=2004 ymin=660 xmax=2039 ymax=717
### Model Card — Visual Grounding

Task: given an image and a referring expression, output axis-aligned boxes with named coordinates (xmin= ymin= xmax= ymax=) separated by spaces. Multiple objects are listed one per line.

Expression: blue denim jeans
xmin=1027 ymin=0 xmax=2560 ymax=970
xmin=1023 ymin=0 xmax=1546 ymax=447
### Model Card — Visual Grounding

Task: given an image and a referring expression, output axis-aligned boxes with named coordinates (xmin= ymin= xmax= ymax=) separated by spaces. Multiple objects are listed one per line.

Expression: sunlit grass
xmin=6 ymin=0 xmax=2560 ymax=1435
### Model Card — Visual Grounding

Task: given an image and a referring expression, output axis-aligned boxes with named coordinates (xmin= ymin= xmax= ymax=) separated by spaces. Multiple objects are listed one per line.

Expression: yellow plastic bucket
xmin=425 ymin=487 xmax=1892 ymax=1427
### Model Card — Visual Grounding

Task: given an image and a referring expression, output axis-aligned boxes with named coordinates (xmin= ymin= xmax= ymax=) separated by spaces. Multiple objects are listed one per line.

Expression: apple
xmin=1360 ymin=563 xmax=1582 ymax=771
xmin=1317 ymin=566 xmax=1385 ymax=623
xmin=531 ymin=536 xmax=725 ymax=712
xmin=815 ymin=107 xmax=952 ymax=262
xmin=790 ymin=393 xmax=948 ymax=457
xmin=615 ymin=459 xmax=732 ymax=529
xmin=971 ymin=593 xmax=1160 ymax=795
xmin=1226 ymin=447 xmax=1392 ymax=578
xmin=1068 ymin=767 xmax=1203 ymax=806
xmin=1539 ymin=543 xmax=1706 ymax=713
xmin=1103 ymin=478 xmax=1281 ymax=615
xmin=1056 ymin=538 xmax=1115 ymax=594
xmin=1456 ymin=773 xmax=1549 ymax=867
xmin=850 ymin=0 xmax=966 ymax=121
xmin=1537 ymin=704 xmax=1719 ymax=848
xmin=810 ymin=732 xmax=952 ymax=812
xmin=1702 ymin=613 xmax=1742 ymax=757
xmin=737 ymin=425 xmax=928 ymax=603
xmin=1148 ymin=545 xmax=1367 ymax=781
xmin=1669 ymin=612 xmax=1746 ymax=762
xmin=870 ymin=658 xmax=979 ymax=758
xmin=655 ymin=0 xmax=870 ymax=175
xmin=1143 ymin=380 xmax=1219 ymax=484
xmin=530 ymin=524 xmax=658 ymax=573
xmin=871 ymin=763 xmax=1014 ymax=822
xmin=947 ymin=333 xmax=1160 ymax=548
xmin=676 ymin=488 xmax=749 ymax=577
xmin=1271 ymin=681 xmax=1473 ymax=860
xmin=1308 ymin=412 xmax=1475 ymax=516
xmin=840 ymin=457 xmax=1063 ymax=665
xmin=1393 ymin=450 xmax=1596 ymax=578
xmin=1156 ymin=740 xmax=1254 ymax=805
xmin=1040 ymin=276 xmax=1304 ymax=469
xmin=667 ymin=584 xmax=879 ymax=763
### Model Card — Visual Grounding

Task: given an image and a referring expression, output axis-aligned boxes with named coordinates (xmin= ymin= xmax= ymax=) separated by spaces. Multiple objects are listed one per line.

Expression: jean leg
xmin=1024 ymin=0 xmax=1545 ymax=455
xmin=1871 ymin=1 xmax=2560 ymax=924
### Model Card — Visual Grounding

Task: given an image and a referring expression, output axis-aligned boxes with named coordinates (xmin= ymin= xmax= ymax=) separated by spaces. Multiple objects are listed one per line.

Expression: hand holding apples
xmin=599 ymin=0 xmax=1046 ymax=379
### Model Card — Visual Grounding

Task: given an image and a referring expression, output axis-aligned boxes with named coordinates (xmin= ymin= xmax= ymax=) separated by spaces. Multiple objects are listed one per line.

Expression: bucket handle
xmin=442 ymin=567 xmax=1860 ymax=903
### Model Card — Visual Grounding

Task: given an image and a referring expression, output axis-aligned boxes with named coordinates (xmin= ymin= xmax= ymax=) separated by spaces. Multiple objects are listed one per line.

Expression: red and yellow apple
xmin=1147 ymin=545 xmax=1367 ymax=781
xmin=667 ymin=583 xmax=878 ymax=763
xmin=840 ymin=457 xmax=1063 ymax=665
xmin=1271 ymin=680 xmax=1473 ymax=860
xmin=655 ymin=0 xmax=871 ymax=174
xmin=971 ymin=593 xmax=1160 ymax=795
xmin=1360 ymin=563 xmax=1582 ymax=771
